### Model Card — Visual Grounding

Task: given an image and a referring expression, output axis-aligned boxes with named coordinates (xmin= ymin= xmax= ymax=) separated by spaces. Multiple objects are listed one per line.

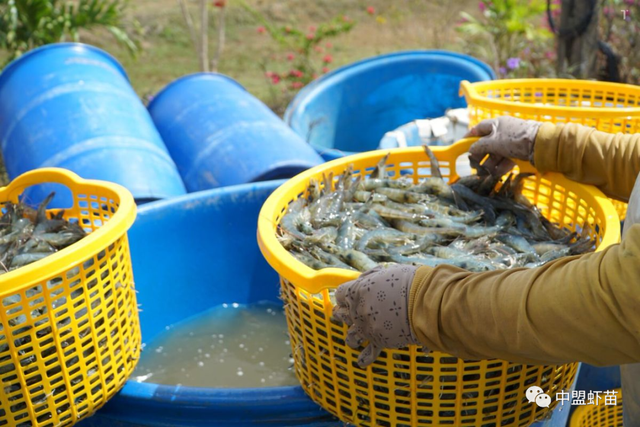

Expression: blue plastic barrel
xmin=285 ymin=50 xmax=496 ymax=161
xmin=77 ymin=181 xmax=339 ymax=427
xmin=0 ymin=43 xmax=186 ymax=206
xmin=147 ymin=74 xmax=324 ymax=192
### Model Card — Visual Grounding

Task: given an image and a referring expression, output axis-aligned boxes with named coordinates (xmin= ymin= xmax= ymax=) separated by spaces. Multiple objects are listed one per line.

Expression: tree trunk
xmin=211 ymin=6 xmax=226 ymax=72
xmin=556 ymin=0 xmax=600 ymax=78
xmin=199 ymin=0 xmax=209 ymax=72
xmin=177 ymin=0 xmax=198 ymax=54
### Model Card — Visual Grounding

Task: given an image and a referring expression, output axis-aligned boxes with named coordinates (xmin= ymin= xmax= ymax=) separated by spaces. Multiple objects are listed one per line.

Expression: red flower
xmin=323 ymin=54 xmax=333 ymax=63
xmin=306 ymin=33 xmax=315 ymax=40
xmin=309 ymin=25 xmax=317 ymax=32
xmin=366 ymin=6 xmax=375 ymax=15
xmin=290 ymin=69 xmax=304 ymax=78
xmin=257 ymin=26 xmax=266 ymax=34
xmin=314 ymin=46 xmax=323 ymax=53
xmin=213 ymin=0 xmax=226 ymax=7
xmin=322 ymin=67 xmax=330 ymax=73
xmin=325 ymin=42 xmax=333 ymax=48
xmin=291 ymin=82 xmax=304 ymax=89
xmin=271 ymin=74 xmax=281 ymax=84
xmin=287 ymin=53 xmax=295 ymax=61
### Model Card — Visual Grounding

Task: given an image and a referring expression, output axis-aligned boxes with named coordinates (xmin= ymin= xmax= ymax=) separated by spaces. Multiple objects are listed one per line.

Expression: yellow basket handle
xmin=0 ymin=168 xmax=88 ymax=203
xmin=0 ymin=167 xmax=137 ymax=294
xmin=459 ymin=80 xmax=472 ymax=98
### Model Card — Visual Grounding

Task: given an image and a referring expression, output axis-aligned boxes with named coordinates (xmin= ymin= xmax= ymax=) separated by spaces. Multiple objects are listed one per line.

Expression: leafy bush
xmin=456 ymin=0 xmax=554 ymax=78
xmin=243 ymin=3 xmax=354 ymax=90
xmin=0 ymin=0 xmax=137 ymax=65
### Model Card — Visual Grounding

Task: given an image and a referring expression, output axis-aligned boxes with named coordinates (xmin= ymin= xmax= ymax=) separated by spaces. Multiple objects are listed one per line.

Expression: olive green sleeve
xmin=408 ymin=223 xmax=640 ymax=366
xmin=533 ymin=122 xmax=640 ymax=202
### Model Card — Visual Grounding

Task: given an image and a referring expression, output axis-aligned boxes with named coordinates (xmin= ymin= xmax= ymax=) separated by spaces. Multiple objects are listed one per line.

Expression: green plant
xmin=0 ymin=0 xmax=137 ymax=65
xmin=456 ymin=0 xmax=554 ymax=77
xmin=241 ymin=1 xmax=355 ymax=90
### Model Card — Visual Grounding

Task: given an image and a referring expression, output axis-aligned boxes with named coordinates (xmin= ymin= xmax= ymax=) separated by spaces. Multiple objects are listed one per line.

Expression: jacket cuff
xmin=533 ymin=122 xmax=563 ymax=173
xmin=408 ymin=266 xmax=434 ymax=345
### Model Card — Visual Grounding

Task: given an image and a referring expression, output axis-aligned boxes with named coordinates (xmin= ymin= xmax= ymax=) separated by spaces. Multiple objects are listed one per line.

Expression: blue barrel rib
xmin=285 ymin=50 xmax=495 ymax=161
xmin=148 ymin=73 xmax=324 ymax=192
xmin=0 ymin=43 xmax=186 ymax=206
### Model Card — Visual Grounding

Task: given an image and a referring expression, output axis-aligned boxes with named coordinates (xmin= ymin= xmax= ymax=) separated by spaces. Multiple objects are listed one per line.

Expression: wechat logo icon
xmin=526 ymin=385 xmax=551 ymax=408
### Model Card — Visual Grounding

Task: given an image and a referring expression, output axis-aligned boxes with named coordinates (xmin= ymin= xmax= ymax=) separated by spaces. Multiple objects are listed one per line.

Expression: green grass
xmin=81 ymin=0 xmax=478 ymax=109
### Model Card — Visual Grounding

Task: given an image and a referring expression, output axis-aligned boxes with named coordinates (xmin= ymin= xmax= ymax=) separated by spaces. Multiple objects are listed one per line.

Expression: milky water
xmin=132 ymin=302 xmax=299 ymax=387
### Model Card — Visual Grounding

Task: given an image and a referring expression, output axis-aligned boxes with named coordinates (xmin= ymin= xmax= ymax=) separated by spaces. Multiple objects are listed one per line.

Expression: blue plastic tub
xmin=77 ymin=181 xmax=339 ymax=427
xmin=0 ymin=43 xmax=186 ymax=206
xmin=74 ymin=179 xmax=577 ymax=427
xmin=147 ymin=73 xmax=324 ymax=193
xmin=285 ymin=50 xmax=495 ymax=161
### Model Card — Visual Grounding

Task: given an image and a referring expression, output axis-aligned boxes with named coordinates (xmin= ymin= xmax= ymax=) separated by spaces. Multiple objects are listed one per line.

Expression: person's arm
xmin=534 ymin=122 xmax=640 ymax=202
xmin=409 ymin=223 xmax=640 ymax=367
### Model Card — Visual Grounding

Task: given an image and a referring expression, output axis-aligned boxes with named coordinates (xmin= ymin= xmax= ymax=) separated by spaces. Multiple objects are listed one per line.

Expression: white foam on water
xmin=133 ymin=302 xmax=298 ymax=388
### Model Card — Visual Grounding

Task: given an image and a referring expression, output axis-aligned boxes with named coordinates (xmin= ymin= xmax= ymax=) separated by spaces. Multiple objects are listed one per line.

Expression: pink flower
xmin=257 ymin=26 xmax=266 ymax=34
xmin=323 ymin=54 xmax=333 ymax=63
xmin=265 ymin=71 xmax=274 ymax=78
xmin=366 ymin=6 xmax=375 ymax=15
xmin=271 ymin=74 xmax=281 ymax=84
xmin=545 ymin=51 xmax=555 ymax=59
xmin=478 ymin=1 xmax=486 ymax=12
xmin=290 ymin=69 xmax=303 ymax=78
xmin=322 ymin=67 xmax=330 ymax=73
xmin=314 ymin=46 xmax=323 ymax=53
xmin=325 ymin=42 xmax=333 ymax=48
xmin=603 ymin=6 xmax=614 ymax=16
xmin=306 ymin=33 xmax=315 ymax=40
xmin=286 ymin=53 xmax=295 ymax=61
xmin=457 ymin=17 xmax=469 ymax=26
xmin=625 ymin=0 xmax=634 ymax=4
xmin=309 ymin=25 xmax=317 ymax=32
xmin=291 ymin=82 xmax=304 ymax=89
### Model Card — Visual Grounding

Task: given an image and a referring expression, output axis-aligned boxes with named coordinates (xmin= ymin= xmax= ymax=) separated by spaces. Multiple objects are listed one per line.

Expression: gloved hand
xmin=465 ymin=116 xmax=543 ymax=176
xmin=332 ymin=264 xmax=424 ymax=368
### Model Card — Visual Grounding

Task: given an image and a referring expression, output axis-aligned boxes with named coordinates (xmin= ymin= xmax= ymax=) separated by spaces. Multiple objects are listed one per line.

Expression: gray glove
xmin=465 ymin=116 xmax=543 ymax=176
xmin=332 ymin=265 xmax=424 ymax=368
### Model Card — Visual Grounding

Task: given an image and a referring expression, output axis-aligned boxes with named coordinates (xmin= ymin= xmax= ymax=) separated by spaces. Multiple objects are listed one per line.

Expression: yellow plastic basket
xmin=460 ymin=78 xmax=640 ymax=220
xmin=570 ymin=389 xmax=623 ymax=427
xmin=257 ymin=138 xmax=620 ymax=427
xmin=0 ymin=168 xmax=140 ymax=427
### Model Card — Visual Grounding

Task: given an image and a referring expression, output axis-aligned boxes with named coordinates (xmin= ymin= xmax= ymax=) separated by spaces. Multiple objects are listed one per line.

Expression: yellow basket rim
xmin=460 ymin=79 xmax=640 ymax=118
xmin=0 ymin=167 xmax=137 ymax=296
xmin=257 ymin=138 xmax=620 ymax=295
xmin=569 ymin=388 xmax=622 ymax=427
